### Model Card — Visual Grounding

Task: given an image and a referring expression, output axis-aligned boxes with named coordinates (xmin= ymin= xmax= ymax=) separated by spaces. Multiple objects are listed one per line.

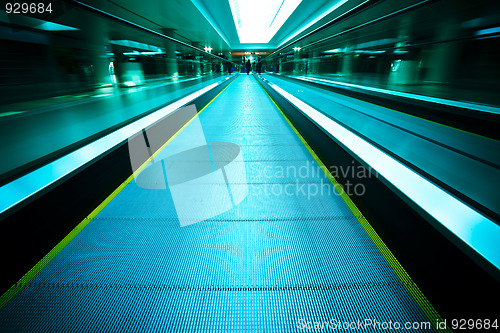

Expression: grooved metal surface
xmin=0 ymin=75 xmax=437 ymax=332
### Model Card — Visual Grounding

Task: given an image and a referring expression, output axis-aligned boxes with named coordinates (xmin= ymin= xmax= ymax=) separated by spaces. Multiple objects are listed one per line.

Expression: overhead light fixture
xmin=475 ymin=26 xmax=500 ymax=37
xmin=33 ymin=22 xmax=79 ymax=31
xmin=228 ymin=0 xmax=302 ymax=43
xmin=123 ymin=50 xmax=164 ymax=56
xmin=110 ymin=40 xmax=162 ymax=52
xmin=204 ymin=46 xmax=213 ymax=53
xmin=293 ymin=47 xmax=301 ymax=51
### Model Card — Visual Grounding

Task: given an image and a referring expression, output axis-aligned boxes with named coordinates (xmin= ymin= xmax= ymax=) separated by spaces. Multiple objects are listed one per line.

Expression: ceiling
xmin=80 ymin=0 xmax=231 ymax=52
xmin=8 ymin=0 xmax=456 ymax=61
xmin=191 ymin=0 xmax=350 ymax=50
xmin=77 ymin=0 xmax=354 ymax=55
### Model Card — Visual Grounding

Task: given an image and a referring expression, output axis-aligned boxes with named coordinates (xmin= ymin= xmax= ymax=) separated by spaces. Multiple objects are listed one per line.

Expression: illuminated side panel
xmin=266 ymin=79 xmax=500 ymax=272
xmin=0 ymin=79 xmax=231 ymax=216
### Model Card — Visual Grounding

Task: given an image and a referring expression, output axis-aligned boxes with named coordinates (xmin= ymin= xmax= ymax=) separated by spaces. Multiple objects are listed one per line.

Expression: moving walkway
xmin=0 ymin=75 xmax=448 ymax=332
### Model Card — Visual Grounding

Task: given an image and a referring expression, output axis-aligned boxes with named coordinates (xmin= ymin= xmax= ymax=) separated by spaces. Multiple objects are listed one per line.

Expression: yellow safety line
xmin=0 ymin=75 xmax=239 ymax=310
xmin=255 ymin=75 xmax=451 ymax=333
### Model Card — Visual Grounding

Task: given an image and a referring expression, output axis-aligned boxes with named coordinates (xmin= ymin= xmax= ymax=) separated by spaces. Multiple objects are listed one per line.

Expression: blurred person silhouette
xmin=256 ymin=62 xmax=262 ymax=74
xmin=245 ymin=59 xmax=251 ymax=74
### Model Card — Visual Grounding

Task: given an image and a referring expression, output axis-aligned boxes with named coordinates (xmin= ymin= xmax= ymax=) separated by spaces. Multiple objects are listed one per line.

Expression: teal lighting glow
xmin=0 ymin=12 xmax=79 ymax=32
xmin=34 ymin=22 xmax=78 ymax=31
xmin=228 ymin=0 xmax=302 ymax=43
xmin=110 ymin=40 xmax=162 ymax=52
xmin=475 ymin=26 xmax=500 ymax=36
xmin=123 ymin=50 xmax=164 ymax=56
xmin=324 ymin=48 xmax=343 ymax=53
xmin=278 ymin=0 xmax=348 ymax=47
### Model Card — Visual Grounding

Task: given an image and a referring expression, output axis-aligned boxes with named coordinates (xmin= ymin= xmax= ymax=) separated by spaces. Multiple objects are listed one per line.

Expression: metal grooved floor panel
xmin=0 ymin=75 xmax=437 ymax=332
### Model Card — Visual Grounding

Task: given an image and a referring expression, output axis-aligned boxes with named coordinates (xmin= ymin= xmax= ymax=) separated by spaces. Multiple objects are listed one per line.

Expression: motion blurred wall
xmin=0 ymin=1 xmax=233 ymax=104
xmin=261 ymin=0 xmax=500 ymax=105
